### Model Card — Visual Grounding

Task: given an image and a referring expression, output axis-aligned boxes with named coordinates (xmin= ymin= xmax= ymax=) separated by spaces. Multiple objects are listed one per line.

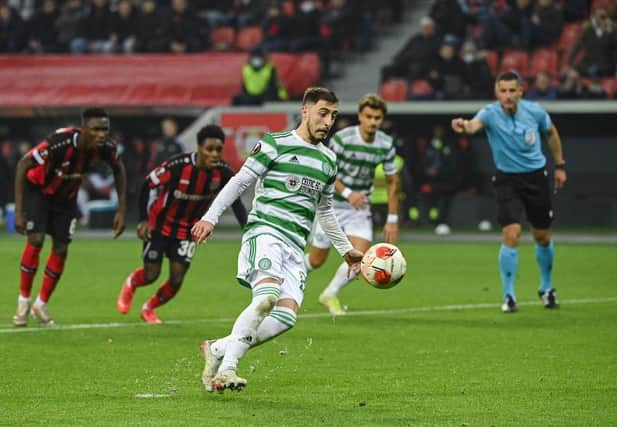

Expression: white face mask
xmin=301 ymin=2 xmax=315 ymax=12
xmin=463 ymin=53 xmax=474 ymax=64
xmin=250 ymin=57 xmax=264 ymax=68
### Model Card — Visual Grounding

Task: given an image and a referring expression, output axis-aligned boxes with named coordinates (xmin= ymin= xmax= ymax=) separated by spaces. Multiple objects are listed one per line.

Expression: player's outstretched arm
xmin=451 ymin=118 xmax=483 ymax=135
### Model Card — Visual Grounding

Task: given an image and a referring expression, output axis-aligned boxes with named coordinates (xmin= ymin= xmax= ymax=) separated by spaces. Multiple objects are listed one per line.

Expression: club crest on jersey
xmin=285 ymin=175 xmax=302 ymax=191
xmin=258 ymin=257 xmax=272 ymax=270
xmin=251 ymin=143 xmax=262 ymax=155
xmin=524 ymin=130 xmax=536 ymax=145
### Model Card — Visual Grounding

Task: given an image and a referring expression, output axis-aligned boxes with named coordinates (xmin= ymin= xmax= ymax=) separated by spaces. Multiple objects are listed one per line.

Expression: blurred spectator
xmin=425 ymin=34 xmax=470 ymax=99
xmin=526 ymin=70 xmax=559 ymax=100
xmin=381 ymin=16 xmax=440 ymax=81
xmin=0 ymin=1 xmax=27 ymax=52
xmin=54 ymin=0 xmax=84 ymax=52
xmin=25 ymin=0 xmax=60 ymax=53
xmin=562 ymin=0 xmax=589 ymax=22
xmin=407 ymin=125 xmax=466 ymax=230
xmin=134 ymin=0 xmax=167 ymax=53
xmin=70 ymin=0 xmax=114 ymax=54
xmin=430 ymin=0 xmax=471 ymax=40
xmin=232 ymin=47 xmax=288 ymax=105
xmin=568 ymin=8 xmax=617 ymax=78
xmin=480 ymin=0 xmax=532 ymax=49
xmin=231 ymin=0 xmax=262 ymax=28
xmin=200 ymin=0 xmax=235 ymax=28
xmin=288 ymin=0 xmax=322 ymax=52
xmin=558 ymin=67 xmax=586 ymax=98
xmin=261 ymin=3 xmax=290 ymax=52
xmin=76 ymin=162 xmax=118 ymax=226
xmin=530 ymin=0 xmax=563 ymax=47
xmin=147 ymin=117 xmax=184 ymax=170
xmin=109 ymin=0 xmax=137 ymax=53
xmin=461 ymin=39 xmax=493 ymax=99
xmin=165 ymin=0 xmax=208 ymax=53
xmin=580 ymin=76 xmax=609 ymax=99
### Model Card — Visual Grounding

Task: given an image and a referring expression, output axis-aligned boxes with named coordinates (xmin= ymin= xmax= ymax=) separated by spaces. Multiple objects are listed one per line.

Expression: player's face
xmin=304 ymin=100 xmax=338 ymax=143
xmin=495 ymin=79 xmax=522 ymax=112
xmin=197 ymin=137 xmax=223 ymax=169
xmin=358 ymin=106 xmax=384 ymax=138
xmin=83 ymin=117 xmax=111 ymax=147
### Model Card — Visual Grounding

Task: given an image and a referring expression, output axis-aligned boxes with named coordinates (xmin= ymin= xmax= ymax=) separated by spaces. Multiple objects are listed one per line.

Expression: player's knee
xmin=256 ymin=294 xmax=278 ymax=315
xmin=143 ymin=268 xmax=160 ymax=284
xmin=309 ymin=251 xmax=328 ymax=269
xmin=52 ymin=241 xmax=69 ymax=257
xmin=27 ymin=234 xmax=44 ymax=248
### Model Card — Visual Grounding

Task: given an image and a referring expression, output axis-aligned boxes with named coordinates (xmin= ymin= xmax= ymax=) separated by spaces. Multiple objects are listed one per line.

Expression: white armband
xmin=340 ymin=187 xmax=352 ymax=199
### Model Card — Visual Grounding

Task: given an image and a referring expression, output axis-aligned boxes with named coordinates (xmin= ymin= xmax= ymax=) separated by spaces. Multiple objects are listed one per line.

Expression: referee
xmin=451 ymin=70 xmax=566 ymax=313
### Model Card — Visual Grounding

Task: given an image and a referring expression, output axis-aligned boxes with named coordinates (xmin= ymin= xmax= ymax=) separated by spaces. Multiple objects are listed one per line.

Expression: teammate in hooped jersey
xmin=117 ymin=125 xmax=247 ymax=324
xmin=12 ymin=108 xmax=127 ymax=326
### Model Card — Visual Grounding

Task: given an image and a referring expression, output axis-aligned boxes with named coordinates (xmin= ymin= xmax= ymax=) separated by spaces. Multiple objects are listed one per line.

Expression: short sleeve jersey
xmin=25 ymin=128 xmax=120 ymax=201
xmin=329 ymin=125 xmax=398 ymax=202
xmin=241 ymin=130 xmax=338 ymax=251
xmin=146 ymin=152 xmax=235 ymax=240
xmin=474 ymin=99 xmax=552 ymax=173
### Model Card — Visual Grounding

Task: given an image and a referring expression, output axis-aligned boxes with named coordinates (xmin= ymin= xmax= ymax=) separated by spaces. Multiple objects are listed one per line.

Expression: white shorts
xmin=237 ymin=233 xmax=307 ymax=306
xmin=311 ymin=202 xmax=373 ymax=249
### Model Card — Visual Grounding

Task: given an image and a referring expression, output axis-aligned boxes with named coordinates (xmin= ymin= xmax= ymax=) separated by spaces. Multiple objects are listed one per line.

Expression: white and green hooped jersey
xmin=242 ymin=130 xmax=338 ymax=251
xmin=330 ymin=125 xmax=397 ymax=202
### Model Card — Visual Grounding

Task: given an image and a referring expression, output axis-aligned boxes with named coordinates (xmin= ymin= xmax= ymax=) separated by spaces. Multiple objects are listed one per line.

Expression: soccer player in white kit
xmin=192 ymin=87 xmax=363 ymax=393
xmin=306 ymin=94 xmax=401 ymax=315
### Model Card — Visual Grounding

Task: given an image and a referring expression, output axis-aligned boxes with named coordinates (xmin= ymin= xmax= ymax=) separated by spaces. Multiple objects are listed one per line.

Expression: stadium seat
xmin=529 ymin=48 xmax=558 ymax=77
xmin=591 ymin=0 xmax=616 ymax=10
xmin=235 ymin=26 xmax=264 ymax=51
xmin=558 ymin=22 xmax=582 ymax=54
xmin=486 ymin=50 xmax=499 ymax=76
xmin=210 ymin=26 xmax=236 ymax=51
xmin=380 ymin=79 xmax=408 ymax=101
xmin=500 ymin=50 xmax=529 ymax=77
xmin=409 ymin=79 xmax=434 ymax=99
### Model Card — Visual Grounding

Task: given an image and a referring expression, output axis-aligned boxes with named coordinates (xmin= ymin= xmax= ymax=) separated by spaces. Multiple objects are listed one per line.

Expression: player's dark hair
xmin=82 ymin=108 xmax=109 ymax=122
xmin=496 ymin=70 xmax=522 ymax=85
xmin=302 ymin=87 xmax=338 ymax=105
xmin=197 ymin=124 xmax=225 ymax=145
xmin=358 ymin=93 xmax=387 ymax=114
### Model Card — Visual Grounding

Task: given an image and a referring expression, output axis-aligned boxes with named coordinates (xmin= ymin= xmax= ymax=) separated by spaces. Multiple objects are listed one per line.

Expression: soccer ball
xmin=360 ymin=243 xmax=407 ymax=289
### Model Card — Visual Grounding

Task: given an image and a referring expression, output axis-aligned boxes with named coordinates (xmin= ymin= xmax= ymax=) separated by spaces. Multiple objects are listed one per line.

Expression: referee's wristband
xmin=341 ymin=187 xmax=352 ymax=199
xmin=386 ymin=214 xmax=399 ymax=224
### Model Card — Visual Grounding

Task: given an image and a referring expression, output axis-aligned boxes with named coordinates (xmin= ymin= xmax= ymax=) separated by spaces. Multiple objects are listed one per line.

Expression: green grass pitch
xmin=0 ymin=235 xmax=616 ymax=426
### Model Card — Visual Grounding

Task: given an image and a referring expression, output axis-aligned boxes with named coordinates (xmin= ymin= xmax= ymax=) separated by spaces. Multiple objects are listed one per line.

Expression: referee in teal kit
xmin=451 ymin=70 xmax=567 ymax=313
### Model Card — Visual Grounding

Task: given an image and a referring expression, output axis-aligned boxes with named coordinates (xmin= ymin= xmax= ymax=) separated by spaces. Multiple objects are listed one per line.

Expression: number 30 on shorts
xmin=177 ymin=240 xmax=196 ymax=258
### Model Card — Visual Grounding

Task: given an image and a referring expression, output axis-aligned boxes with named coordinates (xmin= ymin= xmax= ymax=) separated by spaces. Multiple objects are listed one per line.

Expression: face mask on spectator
xmin=250 ymin=57 xmax=265 ymax=69
xmin=463 ymin=53 xmax=474 ymax=64
xmin=301 ymin=1 xmax=315 ymax=12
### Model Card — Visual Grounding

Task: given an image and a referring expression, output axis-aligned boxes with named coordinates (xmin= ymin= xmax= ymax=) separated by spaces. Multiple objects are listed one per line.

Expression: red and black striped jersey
xmin=25 ymin=128 xmax=121 ymax=201
xmin=142 ymin=152 xmax=239 ymax=240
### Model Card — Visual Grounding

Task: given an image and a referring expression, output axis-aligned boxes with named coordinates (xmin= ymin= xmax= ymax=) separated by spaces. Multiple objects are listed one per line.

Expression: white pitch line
xmin=134 ymin=393 xmax=171 ymax=399
xmin=1 ymin=297 xmax=616 ymax=334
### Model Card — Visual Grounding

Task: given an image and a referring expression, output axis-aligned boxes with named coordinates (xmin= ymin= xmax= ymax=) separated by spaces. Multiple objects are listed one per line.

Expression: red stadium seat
xmin=235 ymin=26 xmax=263 ymax=51
xmin=500 ymin=50 xmax=529 ymax=77
xmin=486 ymin=50 xmax=499 ymax=76
xmin=380 ymin=79 xmax=408 ymax=101
xmin=591 ymin=0 xmax=616 ymax=11
xmin=210 ymin=26 xmax=236 ymax=51
xmin=529 ymin=48 xmax=558 ymax=77
xmin=409 ymin=79 xmax=434 ymax=97
xmin=558 ymin=22 xmax=582 ymax=53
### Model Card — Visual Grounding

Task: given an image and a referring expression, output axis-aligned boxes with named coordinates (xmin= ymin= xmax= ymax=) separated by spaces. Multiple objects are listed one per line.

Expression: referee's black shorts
xmin=492 ymin=168 xmax=554 ymax=229
xmin=24 ymin=184 xmax=77 ymax=243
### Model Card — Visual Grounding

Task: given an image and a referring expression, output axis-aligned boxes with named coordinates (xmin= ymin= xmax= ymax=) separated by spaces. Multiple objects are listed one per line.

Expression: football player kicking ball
xmin=192 ymin=87 xmax=363 ymax=393
xmin=117 ymin=125 xmax=247 ymax=324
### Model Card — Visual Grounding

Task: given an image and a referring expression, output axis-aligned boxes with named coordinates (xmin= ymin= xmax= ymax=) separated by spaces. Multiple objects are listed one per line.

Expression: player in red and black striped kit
xmin=117 ymin=125 xmax=247 ymax=324
xmin=12 ymin=108 xmax=127 ymax=326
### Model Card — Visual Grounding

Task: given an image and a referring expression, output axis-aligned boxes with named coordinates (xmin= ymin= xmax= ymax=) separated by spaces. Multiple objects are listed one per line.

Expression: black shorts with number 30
xmin=492 ymin=168 xmax=554 ymax=229
xmin=142 ymin=230 xmax=197 ymax=266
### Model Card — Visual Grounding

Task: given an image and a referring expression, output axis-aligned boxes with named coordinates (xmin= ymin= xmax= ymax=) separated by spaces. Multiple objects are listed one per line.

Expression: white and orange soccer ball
xmin=360 ymin=243 xmax=407 ymax=289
